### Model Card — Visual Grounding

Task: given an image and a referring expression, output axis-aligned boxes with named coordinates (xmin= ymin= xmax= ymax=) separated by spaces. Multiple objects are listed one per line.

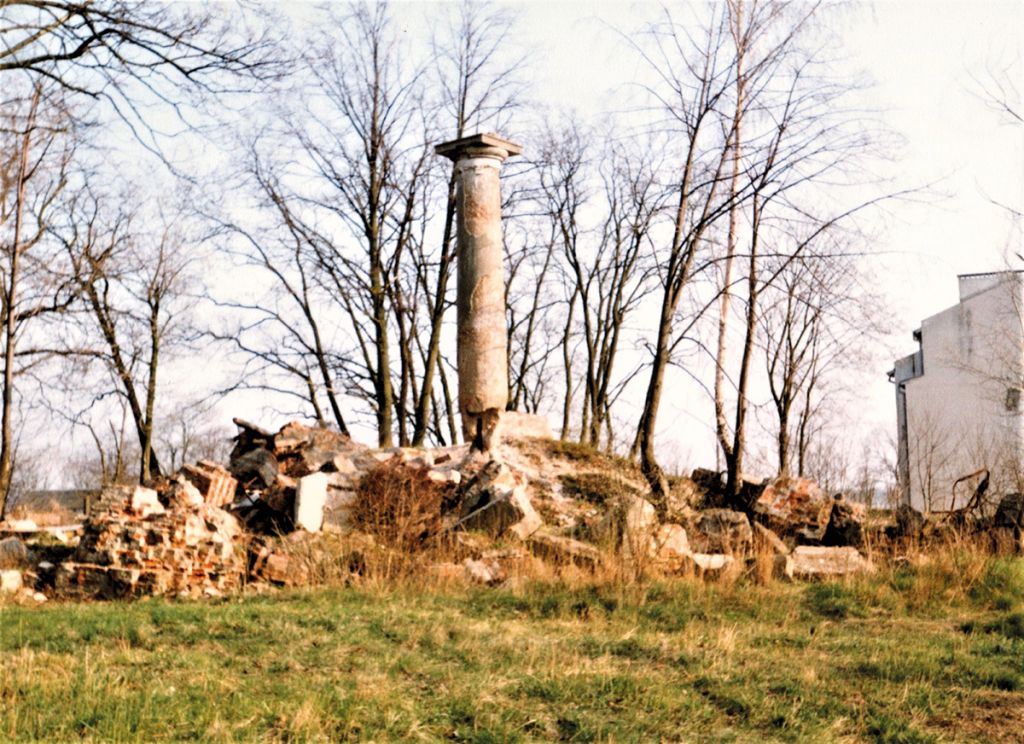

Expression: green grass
xmin=2 ymin=560 xmax=1023 ymax=742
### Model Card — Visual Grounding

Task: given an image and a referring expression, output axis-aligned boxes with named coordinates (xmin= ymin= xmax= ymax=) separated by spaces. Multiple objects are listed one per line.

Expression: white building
xmin=890 ymin=271 xmax=1024 ymax=512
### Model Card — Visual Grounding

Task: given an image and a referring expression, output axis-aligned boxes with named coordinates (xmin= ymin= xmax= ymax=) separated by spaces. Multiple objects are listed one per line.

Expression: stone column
xmin=435 ymin=132 xmax=522 ymax=451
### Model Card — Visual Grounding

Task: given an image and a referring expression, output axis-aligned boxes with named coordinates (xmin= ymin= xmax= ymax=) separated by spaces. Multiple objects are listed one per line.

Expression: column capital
xmin=435 ymin=132 xmax=523 ymax=163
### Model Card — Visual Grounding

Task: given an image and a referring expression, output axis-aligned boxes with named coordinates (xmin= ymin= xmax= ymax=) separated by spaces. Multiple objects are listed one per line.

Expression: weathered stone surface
xmin=130 ymin=486 xmax=164 ymax=518
xmin=754 ymin=477 xmax=831 ymax=537
xmin=461 ymin=485 xmax=542 ymax=540
xmin=0 ymin=536 xmax=29 ymax=569
xmin=687 ymin=553 xmax=737 ymax=580
xmin=463 ymin=557 xmax=506 ymax=585
xmin=436 ymin=133 xmax=521 ymax=451
xmin=499 ymin=411 xmax=552 ymax=441
xmin=690 ymin=509 xmax=752 ymax=554
xmin=752 ymin=521 xmax=790 ymax=555
xmin=786 ymin=546 xmax=873 ymax=579
xmin=652 ymin=523 xmax=691 ymax=560
xmin=527 ymin=530 xmax=602 ymax=570
xmin=668 ymin=477 xmax=703 ymax=515
xmin=294 ymin=472 xmax=329 ymax=532
xmin=625 ymin=496 xmax=657 ymax=546
xmin=822 ymin=495 xmax=865 ymax=547
xmin=1 ymin=569 xmax=23 ymax=593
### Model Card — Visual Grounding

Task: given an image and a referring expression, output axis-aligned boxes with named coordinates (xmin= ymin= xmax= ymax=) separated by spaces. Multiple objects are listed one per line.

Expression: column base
xmin=461 ymin=409 xmax=503 ymax=452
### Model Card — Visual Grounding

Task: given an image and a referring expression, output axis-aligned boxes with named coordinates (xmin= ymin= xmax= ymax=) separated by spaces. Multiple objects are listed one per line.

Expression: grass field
xmin=2 ymin=553 xmax=1024 ymax=743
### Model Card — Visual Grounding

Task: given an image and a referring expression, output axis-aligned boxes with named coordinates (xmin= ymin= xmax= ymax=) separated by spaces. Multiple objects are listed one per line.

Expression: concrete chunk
xmin=0 ymin=569 xmax=23 ymax=593
xmin=787 ymin=546 xmax=873 ymax=580
xmin=295 ymin=473 xmax=329 ymax=532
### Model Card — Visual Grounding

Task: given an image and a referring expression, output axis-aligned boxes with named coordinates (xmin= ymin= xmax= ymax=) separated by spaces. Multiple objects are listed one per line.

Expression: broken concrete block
xmin=229 ymin=447 xmax=278 ymax=488
xmin=687 ymin=553 xmax=736 ymax=580
xmin=130 ymin=486 xmax=164 ymax=518
xmin=295 ymin=472 xmax=329 ymax=532
xmin=0 ymin=537 xmax=29 ymax=569
xmin=498 ymin=411 xmax=552 ymax=440
xmin=597 ymin=495 xmax=658 ymax=554
xmin=258 ymin=551 xmax=308 ymax=586
xmin=463 ymin=557 xmax=506 ymax=585
xmin=527 ymin=530 xmax=602 ymax=570
xmin=754 ymin=477 xmax=831 ymax=537
xmin=323 ymin=489 xmax=359 ymax=532
xmin=690 ymin=509 xmax=752 ymax=554
xmin=752 ymin=521 xmax=790 ymax=555
xmin=893 ymin=503 xmax=926 ymax=538
xmin=461 ymin=485 xmax=542 ymax=540
xmin=331 ymin=453 xmax=360 ymax=475
xmin=427 ymin=468 xmax=462 ymax=486
xmin=994 ymin=493 xmax=1024 ymax=530
xmin=787 ymin=546 xmax=873 ymax=580
xmin=169 ymin=477 xmax=203 ymax=508
xmin=652 ymin=523 xmax=691 ymax=560
xmin=1 ymin=569 xmax=23 ymax=593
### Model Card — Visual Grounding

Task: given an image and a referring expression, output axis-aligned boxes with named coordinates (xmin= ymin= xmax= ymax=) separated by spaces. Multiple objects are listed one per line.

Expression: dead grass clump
xmin=545 ymin=439 xmax=602 ymax=463
xmin=543 ymin=439 xmax=640 ymax=474
xmin=351 ymin=460 xmax=450 ymax=552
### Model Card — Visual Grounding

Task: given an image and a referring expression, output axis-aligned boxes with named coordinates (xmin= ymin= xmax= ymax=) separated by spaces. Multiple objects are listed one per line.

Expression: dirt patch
xmin=929 ymin=691 xmax=1024 ymax=742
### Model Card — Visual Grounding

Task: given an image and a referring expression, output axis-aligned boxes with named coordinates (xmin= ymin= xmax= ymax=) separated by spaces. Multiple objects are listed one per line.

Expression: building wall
xmin=900 ymin=273 xmax=1024 ymax=511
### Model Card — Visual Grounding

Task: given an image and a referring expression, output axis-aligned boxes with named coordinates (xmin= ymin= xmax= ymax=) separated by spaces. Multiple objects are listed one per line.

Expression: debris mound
xmin=56 ymin=482 xmax=245 ymax=599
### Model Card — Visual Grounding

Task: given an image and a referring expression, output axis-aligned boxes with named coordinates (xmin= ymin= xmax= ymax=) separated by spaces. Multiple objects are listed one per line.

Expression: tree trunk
xmin=412 ymin=172 xmax=457 ymax=446
xmin=727 ymin=195 xmax=761 ymax=498
xmin=140 ymin=295 xmax=160 ymax=483
xmin=0 ymin=88 xmax=38 ymax=514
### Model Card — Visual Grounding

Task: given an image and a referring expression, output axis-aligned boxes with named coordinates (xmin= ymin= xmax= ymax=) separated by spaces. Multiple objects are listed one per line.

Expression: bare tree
xmin=0 ymin=1 xmax=281 ymax=152
xmin=629 ymin=6 xmax=745 ymax=508
xmin=532 ymin=120 xmax=659 ymax=447
xmin=759 ymin=247 xmax=867 ymax=476
xmin=51 ymin=190 xmax=196 ymax=483
xmin=0 ymin=84 xmax=75 ymax=515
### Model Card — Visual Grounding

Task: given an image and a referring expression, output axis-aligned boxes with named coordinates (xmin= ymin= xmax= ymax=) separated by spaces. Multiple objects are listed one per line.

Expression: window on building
xmin=1006 ymin=387 xmax=1021 ymax=412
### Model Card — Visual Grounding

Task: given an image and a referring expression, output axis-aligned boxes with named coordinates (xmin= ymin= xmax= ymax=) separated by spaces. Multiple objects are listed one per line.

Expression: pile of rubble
xmin=0 ymin=415 xmax=899 ymax=601
xmin=56 ymin=468 xmax=245 ymax=599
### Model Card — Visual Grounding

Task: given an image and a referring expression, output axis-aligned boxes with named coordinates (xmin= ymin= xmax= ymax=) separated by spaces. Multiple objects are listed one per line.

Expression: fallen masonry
xmin=4 ymin=417 xmax=988 ymax=604
xmin=56 ymin=480 xmax=244 ymax=599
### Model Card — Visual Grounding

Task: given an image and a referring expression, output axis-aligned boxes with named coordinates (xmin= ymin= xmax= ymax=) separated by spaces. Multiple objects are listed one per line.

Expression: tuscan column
xmin=435 ymin=132 xmax=522 ymax=451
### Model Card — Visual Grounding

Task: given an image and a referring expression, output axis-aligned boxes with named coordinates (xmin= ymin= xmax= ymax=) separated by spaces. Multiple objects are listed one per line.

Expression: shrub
xmin=351 ymin=460 xmax=449 ymax=552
